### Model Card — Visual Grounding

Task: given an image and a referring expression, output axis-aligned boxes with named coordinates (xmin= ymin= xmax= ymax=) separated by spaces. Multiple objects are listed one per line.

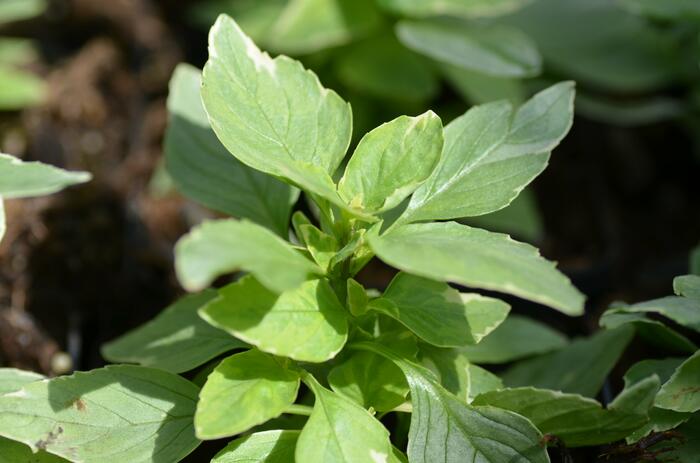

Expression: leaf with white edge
xmin=328 ymin=351 xmax=409 ymax=412
xmin=502 ymin=326 xmax=634 ymax=397
xmin=460 ymin=315 xmax=568 ymax=364
xmin=0 ymin=153 xmax=90 ymax=199
xmin=600 ymin=308 xmax=697 ymax=354
xmin=165 ymin=64 xmax=297 ymax=237
xmin=0 ymin=368 xmax=44 ymax=395
xmin=622 ymin=358 xmax=691 ymax=442
xmin=473 ymin=380 xmax=657 ymax=447
xmin=378 ymin=0 xmax=532 ymax=18
xmin=202 ymin=15 xmax=354 ymax=209
xmin=195 ymin=350 xmax=299 ymax=439
xmin=396 ymin=19 xmax=540 ymax=78
xmin=614 ymin=296 xmax=700 ymax=333
xmin=0 ymin=365 xmax=200 ymax=463
xmin=211 ymin=430 xmax=299 ymax=462
xmin=655 ymin=350 xmax=700 ymax=413
xmin=338 ymin=111 xmax=443 ymax=213
xmin=357 ymin=343 xmax=549 ymax=463
xmin=175 ymin=219 xmax=321 ymax=292
xmin=401 ymin=101 xmax=512 ymax=223
xmin=403 ymin=82 xmax=574 ymax=222
xmin=0 ymin=437 xmax=68 ymax=463
xmin=296 ymin=372 xmax=393 ymax=463
xmin=101 ymin=291 xmax=246 ymax=373
xmin=674 ymin=275 xmax=700 ymax=300
xmin=369 ymin=272 xmax=510 ymax=347
xmin=266 ymin=0 xmax=381 ymax=54
xmin=200 ymin=276 xmax=347 ymax=362
xmin=369 ymin=222 xmax=585 ymax=315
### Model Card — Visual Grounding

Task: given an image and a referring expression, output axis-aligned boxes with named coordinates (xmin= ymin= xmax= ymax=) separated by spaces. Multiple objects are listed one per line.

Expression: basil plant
xmin=0 ymin=15 xmax=587 ymax=463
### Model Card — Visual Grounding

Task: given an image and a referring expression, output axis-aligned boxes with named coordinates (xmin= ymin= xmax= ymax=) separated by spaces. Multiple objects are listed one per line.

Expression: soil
xmin=0 ymin=1 xmax=698 ymax=461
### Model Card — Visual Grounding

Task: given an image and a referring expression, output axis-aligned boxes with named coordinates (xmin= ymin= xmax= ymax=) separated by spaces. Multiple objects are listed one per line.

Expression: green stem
xmin=284 ymin=404 xmax=313 ymax=416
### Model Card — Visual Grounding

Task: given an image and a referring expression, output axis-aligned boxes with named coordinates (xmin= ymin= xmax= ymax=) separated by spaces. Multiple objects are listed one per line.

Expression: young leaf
xmin=674 ymin=275 xmax=700 ymax=300
xmin=369 ymin=272 xmax=510 ymax=347
xmin=358 ymin=343 xmax=549 ymax=463
xmin=0 ymin=368 xmax=44 ymax=395
xmin=175 ymin=219 xmax=321 ymax=292
xmin=0 ymin=365 xmax=200 ymax=463
xmin=600 ymin=308 xmax=697 ymax=354
xmin=473 ymin=382 xmax=657 ymax=447
xmin=0 ymin=153 xmax=90 ymax=199
xmin=195 ymin=350 xmax=300 ymax=439
xmin=346 ymin=278 xmax=369 ymax=316
xmin=655 ymin=350 xmax=700 ymax=413
xmin=211 ymin=430 xmax=298 ymax=462
xmin=460 ymin=315 xmax=568 ymax=363
xmin=338 ymin=111 xmax=443 ymax=213
xmin=200 ymin=276 xmax=348 ymax=362
xmin=101 ymin=291 xmax=246 ymax=373
xmin=0 ymin=437 xmax=67 ymax=463
xmin=502 ymin=326 xmax=634 ymax=397
xmin=369 ymin=222 xmax=585 ymax=315
xmin=396 ymin=20 xmax=540 ymax=78
xmin=613 ymin=296 xmax=700 ymax=333
xmin=403 ymin=82 xmax=574 ymax=222
xmin=165 ymin=63 xmax=298 ymax=237
xmin=298 ymin=224 xmax=338 ymax=272
xmin=328 ymin=351 xmax=409 ymax=412
xmin=296 ymin=373 xmax=393 ymax=463
xmin=401 ymin=101 xmax=512 ymax=223
xmin=202 ymin=15 xmax=352 ymax=201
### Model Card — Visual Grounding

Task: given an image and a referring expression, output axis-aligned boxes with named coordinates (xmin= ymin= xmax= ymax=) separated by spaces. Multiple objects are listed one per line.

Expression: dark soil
xmin=0 ymin=1 xmax=698 ymax=461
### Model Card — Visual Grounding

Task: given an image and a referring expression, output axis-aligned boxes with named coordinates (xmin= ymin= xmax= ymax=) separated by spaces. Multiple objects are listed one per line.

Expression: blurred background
xmin=0 ymin=0 xmax=699 ymax=387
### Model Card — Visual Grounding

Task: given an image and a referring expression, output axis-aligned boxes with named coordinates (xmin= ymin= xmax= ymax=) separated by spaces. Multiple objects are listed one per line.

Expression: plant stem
xmin=284 ymin=404 xmax=313 ymax=416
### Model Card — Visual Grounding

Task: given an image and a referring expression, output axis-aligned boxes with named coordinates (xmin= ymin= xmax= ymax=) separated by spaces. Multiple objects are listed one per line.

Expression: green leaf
xmin=296 ymin=373 xmax=393 ymax=463
xmin=0 ymin=365 xmax=200 ymax=463
xmin=656 ymin=350 xmax=700 ymax=413
xmin=502 ymin=326 xmax=634 ymax=397
xmin=0 ymin=153 xmax=90 ymax=199
xmin=211 ymin=430 xmax=299 ymax=462
xmin=195 ymin=350 xmax=300 ymax=439
xmin=396 ymin=19 xmax=540 ymax=78
xmin=0 ymin=66 xmax=45 ymax=110
xmin=467 ymin=364 xmax=503 ymax=401
xmin=462 ymin=188 xmax=544 ymax=243
xmin=298 ymin=224 xmax=338 ymax=272
xmin=442 ymin=65 xmax=525 ymax=105
xmin=328 ymin=351 xmax=409 ymax=411
xmin=674 ymin=275 xmax=700 ymax=300
xmin=648 ymin=414 xmax=700 ymax=463
xmin=175 ymin=219 xmax=321 ymax=292
xmin=403 ymin=82 xmax=574 ymax=222
xmin=369 ymin=222 xmax=585 ymax=315
xmin=369 ymin=272 xmax=510 ymax=347
xmin=0 ymin=368 xmax=44 ymax=395
xmin=473 ymin=382 xmax=657 ymax=446
xmin=101 ymin=291 xmax=246 ymax=373
xmin=338 ymin=111 xmax=443 ymax=213
xmin=599 ymin=308 xmax=697 ymax=354
xmin=165 ymin=63 xmax=297 ymax=237
xmin=378 ymin=0 xmax=532 ymax=18
xmin=189 ymin=0 xmax=286 ymax=42
xmin=622 ymin=358 xmax=691 ymax=442
xmin=358 ymin=343 xmax=549 ymax=463
xmin=419 ymin=345 xmax=470 ymax=401
xmin=346 ymin=278 xmax=369 ymax=316
xmin=266 ymin=0 xmax=382 ymax=54
xmin=501 ymin=0 xmax=678 ymax=92
xmin=0 ymin=0 xmax=46 ymax=24
xmin=691 ymin=245 xmax=700 ymax=275
xmin=335 ymin=35 xmax=439 ymax=102
xmin=460 ymin=315 xmax=568 ymax=363
xmin=620 ymin=0 xmax=700 ymax=20
xmin=202 ymin=15 xmax=353 ymax=207
xmin=200 ymin=276 xmax=348 ymax=362
xmin=613 ymin=296 xmax=700 ymax=333
xmin=0 ymin=437 xmax=68 ymax=463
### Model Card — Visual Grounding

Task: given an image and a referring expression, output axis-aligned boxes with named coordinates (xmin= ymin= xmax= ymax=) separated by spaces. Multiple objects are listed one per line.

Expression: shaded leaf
xmin=613 ymin=296 xmax=700 ymax=333
xmin=200 ymin=276 xmax=347 ymax=362
xmin=674 ymin=275 xmax=700 ymax=300
xmin=656 ymin=350 xmax=700 ymax=413
xmin=599 ymin=308 xmax=697 ymax=354
xmin=102 ymin=291 xmax=246 ymax=373
xmin=175 ymin=219 xmax=321 ymax=292
xmin=378 ymin=0 xmax=532 ymax=18
xmin=0 ymin=437 xmax=67 ymax=463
